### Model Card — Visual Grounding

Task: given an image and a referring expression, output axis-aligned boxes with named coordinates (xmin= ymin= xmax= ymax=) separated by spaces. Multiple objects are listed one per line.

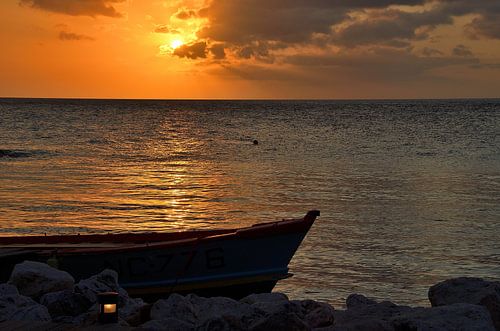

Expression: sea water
xmin=0 ymin=98 xmax=499 ymax=306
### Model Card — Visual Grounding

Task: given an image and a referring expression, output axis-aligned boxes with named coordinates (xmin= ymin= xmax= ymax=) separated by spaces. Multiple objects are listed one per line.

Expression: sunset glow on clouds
xmin=1 ymin=0 xmax=499 ymax=98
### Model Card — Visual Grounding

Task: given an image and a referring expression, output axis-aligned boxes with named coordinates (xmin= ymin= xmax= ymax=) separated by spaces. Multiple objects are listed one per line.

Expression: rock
xmin=332 ymin=294 xmax=495 ymax=331
xmin=74 ymin=269 xmax=120 ymax=303
xmin=250 ymin=312 xmax=310 ymax=331
xmin=40 ymin=289 xmax=91 ymax=317
xmin=35 ymin=269 xmax=145 ymax=326
xmin=292 ymin=300 xmax=335 ymax=329
xmin=0 ymin=283 xmax=51 ymax=322
xmin=252 ymin=299 xmax=301 ymax=317
xmin=392 ymin=303 xmax=495 ymax=331
xmin=8 ymin=261 xmax=74 ymax=299
xmin=346 ymin=294 xmax=377 ymax=309
xmin=119 ymin=295 xmax=147 ymax=326
xmin=429 ymin=277 xmax=500 ymax=330
xmin=0 ymin=283 xmax=19 ymax=296
xmin=140 ymin=317 xmax=195 ymax=331
xmin=333 ymin=294 xmax=412 ymax=331
xmin=150 ymin=293 xmax=197 ymax=324
xmin=74 ymin=269 xmax=146 ymax=325
xmin=197 ymin=315 xmax=246 ymax=331
xmin=151 ymin=294 xmax=267 ymax=328
xmin=241 ymin=292 xmax=289 ymax=305
xmin=189 ymin=295 xmax=264 ymax=326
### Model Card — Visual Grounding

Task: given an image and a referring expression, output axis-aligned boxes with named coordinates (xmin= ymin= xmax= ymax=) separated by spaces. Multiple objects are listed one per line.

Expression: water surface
xmin=1 ymin=98 xmax=499 ymax=306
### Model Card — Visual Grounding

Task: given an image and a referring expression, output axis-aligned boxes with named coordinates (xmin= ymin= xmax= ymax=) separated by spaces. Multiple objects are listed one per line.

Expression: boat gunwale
xmin=0 ymin=211 xmax=320 ymax=253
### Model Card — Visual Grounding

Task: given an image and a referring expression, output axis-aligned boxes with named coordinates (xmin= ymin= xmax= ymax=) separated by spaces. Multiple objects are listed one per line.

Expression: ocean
xmin=0 ymin=98 xmax=499 ymax=307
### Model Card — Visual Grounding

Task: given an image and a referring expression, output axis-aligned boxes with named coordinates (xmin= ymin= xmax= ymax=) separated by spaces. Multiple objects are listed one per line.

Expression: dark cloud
xmin=436 ymin=0 xmax=500 ymax=40
xmin=285 ymin=47 xmax=480 ymax=82
xmin=154 ymin=25 xmax=170 ymax=33
xmin=213 ymin=63 xmax=304 ymax=81
xmin=59 ymin=31 xmax=94 ymax=41
xmin=19 ymin=0 xmax=124 ymax=17
xmin=197 ymin=0 xmax=430 ymax=46
xmin=174 ymin=0 xmax=497 ymax=87
xmin=174 ymin=9 xmax=197 ymax=20
xmin=235 ymin=42 xmax=274 ymax=61
xmin=209 ymin=44 xmax=226 ymax=60
xmin=422 ymin=47 xmax=443 ymax=57
xmin=453 ymin=44 xmax=473 ymax=57
xmin=331 ymin=9 xmax=453 ymax=47
xmin=173 ymin=41 xmax=207 ymax=59
xmin=193 ymin=0 xmax=500 ymax=60
xmin=466 ymin=14 xmax=500 ymax=40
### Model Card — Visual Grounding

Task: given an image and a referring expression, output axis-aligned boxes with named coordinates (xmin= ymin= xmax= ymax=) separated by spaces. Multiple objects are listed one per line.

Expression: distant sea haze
xmin=0 ymin=98 xmax=499 ymax=307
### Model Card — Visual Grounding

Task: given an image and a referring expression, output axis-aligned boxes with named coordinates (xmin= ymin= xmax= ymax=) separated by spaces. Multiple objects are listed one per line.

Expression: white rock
xmin=150 ymin=293 xmax=197 ymax=324
xmin=252 ymin=300 xmax=301 ymax=317
xmin=0 ymin=283 xmax=51 ymax=322
xmin=0 ymin=283 xmax=19 ymax=296
xmin=188 ymin=294 xmax=263 ymax=325
xmin=333 ymin=294 xmax=413 ymax=330
xmin=197 ymin=315 xmax=246 ymax=331
xmin=346 ymin=293 xmax=377 ymax=309
xmin=74 ymin=269 xmax=146 ymax=325
xmin=393 ymin=303 xmax=495 ymax=331
xmin=332 ymin=294 xmax=496 ymax=331
xmin=241 ymin=292 xmax=289 ymax=305
xmin=250 ymin=311 xmax=310 ymax=331
xmin=40 ymin=289 xmax=91 ymax=317
xmin=74 ymin=269 xmax=120 ymax=303
xmin=8 ymin=261 xmax=74 ymax=299
xmin=292 ymin=300 xmax=335 ymax=329
xmin=119 ymin=295 xmax=146 ymax=326
xmin=140 ymin=317 xmax=195 ymax=331
xmin=151 ymin=293 xmax=265 ymax=327
xmin=429 ymin=277 xmax=500 ymax=330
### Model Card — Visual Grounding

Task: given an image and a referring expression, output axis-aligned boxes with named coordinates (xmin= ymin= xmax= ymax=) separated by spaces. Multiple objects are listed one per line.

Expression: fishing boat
xmin=0 ymin=210 xmax=319 ymax=300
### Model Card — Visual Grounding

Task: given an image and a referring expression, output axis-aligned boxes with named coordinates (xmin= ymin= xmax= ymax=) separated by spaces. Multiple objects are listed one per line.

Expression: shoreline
xmin=0 ymin=261 xmax=498 ymax=330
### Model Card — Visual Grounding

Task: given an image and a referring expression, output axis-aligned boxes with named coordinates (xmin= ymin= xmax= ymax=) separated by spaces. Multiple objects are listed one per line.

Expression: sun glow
xmin=170 ymin=39 xmax=184 ymax=49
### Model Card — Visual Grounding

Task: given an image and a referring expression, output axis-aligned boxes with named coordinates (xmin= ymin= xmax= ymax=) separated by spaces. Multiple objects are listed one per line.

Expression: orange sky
xmin=0 ymin=0 xmax=499 ymax=99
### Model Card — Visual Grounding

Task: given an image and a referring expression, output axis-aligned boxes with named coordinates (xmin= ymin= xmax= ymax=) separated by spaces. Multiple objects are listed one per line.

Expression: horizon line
xmin=1 ymin=96 xmax=500 ymax=102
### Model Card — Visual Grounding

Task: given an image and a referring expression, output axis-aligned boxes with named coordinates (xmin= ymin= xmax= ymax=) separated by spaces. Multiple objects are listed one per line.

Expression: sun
xmin=170 ymin=39 xmax=184 ymax=49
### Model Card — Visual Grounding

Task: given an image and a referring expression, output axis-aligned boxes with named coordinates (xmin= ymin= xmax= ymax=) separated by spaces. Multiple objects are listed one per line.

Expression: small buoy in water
xmin=253 ymin=140 xmax=259 ymax=145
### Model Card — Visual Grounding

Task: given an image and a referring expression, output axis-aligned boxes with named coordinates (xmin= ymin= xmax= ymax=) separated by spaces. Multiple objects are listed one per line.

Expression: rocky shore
xmin=0 ymin=261 xmax=498 ymax=330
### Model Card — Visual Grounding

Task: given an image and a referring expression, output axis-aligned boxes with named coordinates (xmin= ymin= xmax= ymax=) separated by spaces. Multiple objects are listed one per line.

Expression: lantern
xmin=98 ymin=292 xmax=118 ymax=324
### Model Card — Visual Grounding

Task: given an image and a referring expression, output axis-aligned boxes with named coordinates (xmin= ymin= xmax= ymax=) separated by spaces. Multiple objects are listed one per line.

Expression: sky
xmin=0 ymin=0 xmax=499 ymax=99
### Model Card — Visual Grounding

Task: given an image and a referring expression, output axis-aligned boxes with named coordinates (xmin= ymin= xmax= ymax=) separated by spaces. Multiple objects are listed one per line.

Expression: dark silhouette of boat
xmin=0 ymin=210 xmax=319 ymax=300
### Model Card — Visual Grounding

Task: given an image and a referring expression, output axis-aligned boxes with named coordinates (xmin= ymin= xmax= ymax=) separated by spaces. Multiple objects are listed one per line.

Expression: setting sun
xmin=170 ymin=39 xmax=184 ymax=49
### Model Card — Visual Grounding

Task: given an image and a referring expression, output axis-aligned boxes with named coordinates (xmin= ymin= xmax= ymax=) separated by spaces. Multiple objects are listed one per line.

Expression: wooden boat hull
xmin=0 ymin=211 xmax=319 ymax=300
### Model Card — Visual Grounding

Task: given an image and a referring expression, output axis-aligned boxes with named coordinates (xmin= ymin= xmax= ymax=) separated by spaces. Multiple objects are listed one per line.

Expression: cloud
xmin=59 ymin=31 xmax=94 ymax=41
xmin=196 ymin=0 xmax=432 ymax=46
xmin=173 ymin=41 xmax=207 ymax=59
xmin=154 ymin=25 xmax=170 ymax=33
xmin=452 ymin=44 xmax=473 ymax=57
xmin=209 ymin=44 xmax=226 ymax=59
xmin=197 ymin=2 xmax=345 ymax=44
xmin=212 ymin=63 xmax=304 ymax=81
xmin=436 ymin=0 xmax=500 ymax=40
xmin=286 ymin=48 xmax=478 ymax=73
xmin=466 ymin=14 xmax=500 ymax=40
xmin=421 ymin=47 xmax=444 ymax=57
xmin=174 ymin=8 xmax=198 ymax=20
xmin=19 ymin=0 xmax=125 ymax=18
xmin=164 ymin=0 xmax=497 ymax=91
xmin=190 ymin=0 xmax=500 ymax=60
xmin=330 ymin=9 xmax=453 ymax=48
